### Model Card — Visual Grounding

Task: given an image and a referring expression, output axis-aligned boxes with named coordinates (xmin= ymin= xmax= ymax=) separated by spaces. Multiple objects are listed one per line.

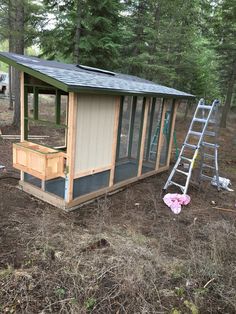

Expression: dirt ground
xmin=0 ymin=98 xmax=236 ymax=313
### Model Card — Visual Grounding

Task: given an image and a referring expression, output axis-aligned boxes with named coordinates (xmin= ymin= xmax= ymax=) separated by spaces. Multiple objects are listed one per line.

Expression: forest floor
xmin=0 ymin=98 xmax=236 ymax=313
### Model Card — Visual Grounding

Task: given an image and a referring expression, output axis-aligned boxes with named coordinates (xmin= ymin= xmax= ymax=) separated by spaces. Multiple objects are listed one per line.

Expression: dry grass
xmin=1 ymin=195 xmax=236 ymax=314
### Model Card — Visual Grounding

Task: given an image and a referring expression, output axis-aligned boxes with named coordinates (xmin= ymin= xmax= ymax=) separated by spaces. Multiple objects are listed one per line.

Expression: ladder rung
xmin=184 ymin=143 xmax=197 ymax=149
xmin=203 ymin=153 xmax=214 ymax=159
xmin=194 ymin=118 xmax=207 ymax=123
xmin=189 ymin=131 xmax=202 ymax=136
xmin=170 ymin=181 xmax=185 ymax=190
xmin=200 ymin=174 xmax=213 ymax=181
xmin=204 ymin=131 xmax=216 ymax=136
xmin=202 ymin=163 xmax=215 ymax=169
xmin=198 ymin=105 xmax=212 ymax=110
xmin=202 ymin=142 xmax=218 ymax=148
xmin=181 ymin=156 xmax=192 ymax=162
xmin=176 ymin=169 xmax=189 ymax=176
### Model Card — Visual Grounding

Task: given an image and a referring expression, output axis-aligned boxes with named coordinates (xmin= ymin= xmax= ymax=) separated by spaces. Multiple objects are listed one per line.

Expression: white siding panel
xmin=74 ymin=94 xmax=116 ymax=174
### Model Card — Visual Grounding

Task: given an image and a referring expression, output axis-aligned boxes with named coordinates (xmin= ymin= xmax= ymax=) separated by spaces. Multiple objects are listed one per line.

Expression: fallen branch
xmin=212 ymin=206 xmax=236 ymax=213
xmin=204 ymin=278 xmax=215 ymax=288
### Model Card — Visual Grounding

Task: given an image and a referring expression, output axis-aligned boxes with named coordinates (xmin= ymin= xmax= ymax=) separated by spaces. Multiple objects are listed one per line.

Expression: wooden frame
xmin=19 ymin=164 xmax=169 ymax=211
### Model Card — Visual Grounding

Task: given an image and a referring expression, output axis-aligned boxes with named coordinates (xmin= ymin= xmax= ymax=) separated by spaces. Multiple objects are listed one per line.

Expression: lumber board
xmin=166 ymin=99 xmax=179 ymax=167
xmin=156 ymin=99 xmax=167 ymax=170
xmin=138 ymin=97 xmax=151 ymax=176
xmin=109 ymin=96 xmax=121 ymax=187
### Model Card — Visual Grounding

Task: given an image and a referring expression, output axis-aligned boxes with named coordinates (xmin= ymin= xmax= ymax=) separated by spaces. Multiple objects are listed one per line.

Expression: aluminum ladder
xmin=163 ymin=98 xmax=220 ymax=194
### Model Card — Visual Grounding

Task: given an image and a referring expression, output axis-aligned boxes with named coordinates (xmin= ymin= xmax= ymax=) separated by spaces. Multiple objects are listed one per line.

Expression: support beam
xmin=138 ymin=97 xmax=151 ymax=176
xmin=109 ymin=96 xmax=121 ymax=187
xmin=20 ymin=72 xmax=25 ymax=181
xmin=145 ymin=98 xmax=156 ymax=161
xmin=65 ymin=92 xmax=77 ymax=202
xmin=33 ymin=86 xmax=39 ymax=120
xmin=115 ymin=96 xmax=124 ymax=160
xmin=55 ymin=89 xmax=61 ymax=125
xmin=127 ymin=96 xmax=137 ymax=158
xmin=156 ymin=98 xmax=167 ymax=170
xmin=166 ymin=99 xmax=179 ymax=167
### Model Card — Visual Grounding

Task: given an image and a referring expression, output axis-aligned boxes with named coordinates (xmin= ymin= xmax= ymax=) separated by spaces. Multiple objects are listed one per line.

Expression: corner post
xmin=109 ymin=96 xmax=121 ymax=187
xmin=65 ymin=92 xmax=77 ymax=202
xmin=20 ymin=72 xmax=25 ymax=181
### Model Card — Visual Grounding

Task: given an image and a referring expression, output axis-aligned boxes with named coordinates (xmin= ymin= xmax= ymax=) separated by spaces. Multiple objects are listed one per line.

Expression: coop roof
xmin=0 ymin=52 xmax=194 ymax=99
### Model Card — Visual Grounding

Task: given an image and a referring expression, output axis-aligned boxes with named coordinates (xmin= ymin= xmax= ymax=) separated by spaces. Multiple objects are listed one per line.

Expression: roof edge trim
xmin=68 ymin=85 xmax=195 ymax=99
xmin=0 ymin=54 xmax=69 ymax=92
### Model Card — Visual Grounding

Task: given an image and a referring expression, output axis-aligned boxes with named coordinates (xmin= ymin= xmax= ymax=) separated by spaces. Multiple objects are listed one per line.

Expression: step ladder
xmin=163 ymin=98 xmax=220 ymax=194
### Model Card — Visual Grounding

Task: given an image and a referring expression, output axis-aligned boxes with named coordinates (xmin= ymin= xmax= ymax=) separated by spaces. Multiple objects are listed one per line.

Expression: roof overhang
xmin=0 ymin=52 xmax=195 ymax=100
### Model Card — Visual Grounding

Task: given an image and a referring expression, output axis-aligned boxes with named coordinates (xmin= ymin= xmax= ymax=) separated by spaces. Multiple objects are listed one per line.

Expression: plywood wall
xmin=74 ymin=94 xmax=116 ymax=176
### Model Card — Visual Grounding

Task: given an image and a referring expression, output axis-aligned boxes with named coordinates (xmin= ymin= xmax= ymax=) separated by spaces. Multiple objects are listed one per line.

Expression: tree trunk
xmin=220 ymin=61 xmax=236 ymax=128
xmin=184 ymin=100 xmax=189 ymax=119
xmin=73 ymin=0 xmax=82 ymax=64
xmin=11 ymin=0 xmax=24 ymax=129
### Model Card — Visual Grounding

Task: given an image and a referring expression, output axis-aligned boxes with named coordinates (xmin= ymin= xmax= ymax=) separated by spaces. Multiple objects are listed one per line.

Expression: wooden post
xmin=20 ymin=72 xmax=25 ymax=181
xmin=109 ymin=96 xmax=121 ymax=187
xmin=145 ymin=98 xmax=155 ymax=160
xmin=65 ymin=92 xmax=77 ymax=202
xmin=166 ymin=99 xmax=179 ymax=167
xmin=138 ymin=97 xmax=150 ymax=176
xmin=127 ymin=96 xmax=137 ymax=158
xmin=20 ymin=72 xmax=25 ymax=142
xmin=156 ymin=98 xmax=168 ymax=170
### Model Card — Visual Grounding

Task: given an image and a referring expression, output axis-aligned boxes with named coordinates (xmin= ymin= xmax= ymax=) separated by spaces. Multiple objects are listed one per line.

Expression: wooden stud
xmin=33 ymin=86 xmax=39 ymax=120
xmin=109 ymin=96 xmax=121 ymax=187
xmin=20 ymin=72 xmax=25 ymax=181
xmin=145 ymin=98 xmax=156 ymax=160
xmin=166 ymin=99 xmax=179 ymax=167
xmin=55 ymin=89 xmax=61 ymax=125
xmin=20 ymin=72 xmax=25 ymax=141
xmin=137 ymin=98 xmax=146 ymax=160
xmin=156 ymin=98 xmax=167 ymax=170
xmin=66 ymin=92 xmax=77 ymax=202
xmin=127 ymin=96 xmax=137 ymax=158
xmin=115 ymin=96 xmax=124 ymax=160
xmin=138 ymin=97 xmax=151 ymax=176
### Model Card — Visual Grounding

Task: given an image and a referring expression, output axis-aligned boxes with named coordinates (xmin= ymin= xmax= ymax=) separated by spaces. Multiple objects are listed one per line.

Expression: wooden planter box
xmin=13 ymin=141 xmax=65 ymax=180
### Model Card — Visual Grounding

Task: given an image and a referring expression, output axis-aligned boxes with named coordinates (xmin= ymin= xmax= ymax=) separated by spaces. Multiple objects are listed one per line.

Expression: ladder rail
xmin=163 ymin=98 xmax=220 ymax=194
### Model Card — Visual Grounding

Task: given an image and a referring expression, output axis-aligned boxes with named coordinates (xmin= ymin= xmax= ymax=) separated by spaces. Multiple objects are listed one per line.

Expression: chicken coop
xmin=0 ymin=52 xmax=194 ymax=210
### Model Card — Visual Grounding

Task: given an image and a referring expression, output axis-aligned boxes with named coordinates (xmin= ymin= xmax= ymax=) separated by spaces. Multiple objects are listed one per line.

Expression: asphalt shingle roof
xmin=0 ymin=52 xmax=194 ymax=99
